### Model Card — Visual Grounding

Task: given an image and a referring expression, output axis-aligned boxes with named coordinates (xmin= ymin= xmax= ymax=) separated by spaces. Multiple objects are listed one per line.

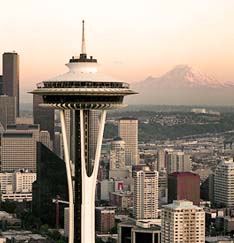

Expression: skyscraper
xmin=1 ymin=124 xmax=39 ymax=172
xmin=0 ymin=95 xmax=16 ymax=129
xmin=168 ymin=172 xmax=200 ymax=206
xmin=31 ymin=21 xmax=135 ymax=243
xmin=161 ymin=200 xmax=205 ymax=243
xmin=157 ymin=150 xmax=166 ymax=171
xmin=33 ymin=142 xmax=68 ymax=227
xmin=118 ymin=118 xmax=138 ymax=166
xmin=214 ymin=159 xmax=234 ymax=208
xmin=133 ymin=166 xmax=158 ymax=220
xmin=110 ymin=137 xmax=125 ymax=170
xmin=166 ymin=151 xmax=191 ymax=174
xmin=39 ymin=130 xmax=52 ymax=149
xmin=2 ymin=52 xmax=19 ymax=117
xmin=33 ymin=94 xmax=55 ymax=140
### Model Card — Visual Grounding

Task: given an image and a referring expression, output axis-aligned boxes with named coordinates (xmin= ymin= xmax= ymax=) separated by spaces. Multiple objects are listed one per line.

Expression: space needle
xmin=31 ymin=21 xmax=136 ymax=243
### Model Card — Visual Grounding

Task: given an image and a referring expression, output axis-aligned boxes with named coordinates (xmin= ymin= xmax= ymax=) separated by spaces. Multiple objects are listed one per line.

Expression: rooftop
xmin=163 ymin=200 xmax=202 ymax=210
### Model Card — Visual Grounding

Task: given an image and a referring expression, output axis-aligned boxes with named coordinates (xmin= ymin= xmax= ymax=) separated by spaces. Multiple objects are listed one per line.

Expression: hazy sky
xmin=1 ymin=0 xmax=234 ymax=99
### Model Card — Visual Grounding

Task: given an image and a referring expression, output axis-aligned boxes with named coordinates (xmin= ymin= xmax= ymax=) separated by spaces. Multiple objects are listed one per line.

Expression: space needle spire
xmin=81 ymin=20 xmax=86 ymax=54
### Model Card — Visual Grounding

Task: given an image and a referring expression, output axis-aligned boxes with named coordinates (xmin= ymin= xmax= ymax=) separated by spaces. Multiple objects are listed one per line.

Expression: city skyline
xmin=1 ymin=0 xmax=234 ymax=103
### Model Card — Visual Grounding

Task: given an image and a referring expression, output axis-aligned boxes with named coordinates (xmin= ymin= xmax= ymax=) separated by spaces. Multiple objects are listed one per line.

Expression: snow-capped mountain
xmin=128 ymin=65 xmax=234 ymax=105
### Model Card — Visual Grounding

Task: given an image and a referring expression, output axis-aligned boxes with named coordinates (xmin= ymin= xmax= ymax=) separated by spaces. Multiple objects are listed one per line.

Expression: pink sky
xmin=1 ymin=0 xmax=234 ymax=101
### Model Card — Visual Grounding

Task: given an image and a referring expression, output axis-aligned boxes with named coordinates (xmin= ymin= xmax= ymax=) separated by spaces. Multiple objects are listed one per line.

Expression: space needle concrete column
xmin=31 ymin=21 xmax=136 ymax=243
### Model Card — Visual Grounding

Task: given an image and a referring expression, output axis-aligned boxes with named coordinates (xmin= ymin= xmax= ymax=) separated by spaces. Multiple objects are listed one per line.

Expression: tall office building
xmin=168 ymin=172 xmax=200 ymax=206
xmin=1 ymin=124 xmax=40 ymax=172
xmin=2 ymin=52 xmax=19 ymax=117
xmin=214 ymin=159 xmax=234 ymax=208
xmin=33 ymin=94 xmax=55 ymax=140
xmin=110 ymin=137 xmax=125 ymax=170
xmin=54 ymin=132 xmax=63 ymax=158
xmin=161 ymin=200 xmax=205 ymax=243
xmin=95 ymin=207 xmax=115 ymax=234
xmin=166 ymin=151 xmax=191 ymax=174
xmin=133 ymin=166 xmax=158 ymax=220
xmin=118 ymin=118 xmax=138 ymax=166
xmin=33 ymin=142 xmax=68 ymax=227
xmin=157 ymin=150 xmax=167 ymax=171
xmin=31 ymin=21 xmax=135 ymax=243
xmin=39 ymin=130 xmax=52 ymax=150
xmin=0 ymin=96 xmax=16 ymax=129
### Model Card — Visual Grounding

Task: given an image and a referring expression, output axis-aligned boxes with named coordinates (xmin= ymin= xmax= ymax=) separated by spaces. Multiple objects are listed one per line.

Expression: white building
xmin=161 ymin=200 xmax=205 ymax=243
xmin=1 ymin=192 xmax=32 ymax=202
xmin=110 ymin=137 xmax=125 ymax=170
xmin=166 ymin=151 xmax=191 ymax=174
xmin=214 ymin=159 xmax=234 ymax=207
xmin=1 ymin=124 xmax=40 ymax=172
xmin=133 ymin=166 xmax=158 ymax=219
xmin=0 ymin=170 xmax=36 ymax=202
xmin=118 ymin=118 xmax=138 ymax=166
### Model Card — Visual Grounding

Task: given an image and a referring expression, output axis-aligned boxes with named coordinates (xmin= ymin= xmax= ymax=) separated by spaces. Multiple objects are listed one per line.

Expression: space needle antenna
xmin=81 ymin=20 xmax=86 ymax=54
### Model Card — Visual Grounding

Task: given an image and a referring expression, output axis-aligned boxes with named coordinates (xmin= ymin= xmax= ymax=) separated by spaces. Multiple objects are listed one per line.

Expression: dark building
xmin=168 ymin=172 xmax=200 ymax=206
xmin=32 ymin=142 xmax=67 ymax=227
xmin=0 ymin=96 xmax=16 ymax=129
xmin=2 ymin=52 xmax=19 ymax=117
xmin=33 ymin=94 xmax=54 ymax=140
xmin=95 ymin=207 xmax=115 ymax=233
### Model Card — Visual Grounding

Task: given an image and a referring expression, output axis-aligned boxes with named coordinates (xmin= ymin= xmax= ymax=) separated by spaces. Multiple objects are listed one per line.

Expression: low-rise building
xmin=118 ymin=219 xmax=161 ymax=243
xmin=110 ymin=191 xmax=133 ymax=209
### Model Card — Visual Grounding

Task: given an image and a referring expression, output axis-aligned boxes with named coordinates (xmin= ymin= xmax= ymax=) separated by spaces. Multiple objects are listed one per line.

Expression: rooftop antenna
xmin=81 ymin=20 xmax=86 ymax=54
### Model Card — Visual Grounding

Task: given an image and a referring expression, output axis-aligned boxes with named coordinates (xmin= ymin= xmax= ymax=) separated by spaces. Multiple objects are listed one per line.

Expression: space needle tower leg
xmin=80 ymin=109 xmax=107 ymax=243
xmin=60 ymin=110 xmax=74 ymax=243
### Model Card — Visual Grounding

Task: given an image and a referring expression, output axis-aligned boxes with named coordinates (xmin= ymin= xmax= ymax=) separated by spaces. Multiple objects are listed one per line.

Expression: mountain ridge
xmin=128 ymin=65 xmax=234 ymax=105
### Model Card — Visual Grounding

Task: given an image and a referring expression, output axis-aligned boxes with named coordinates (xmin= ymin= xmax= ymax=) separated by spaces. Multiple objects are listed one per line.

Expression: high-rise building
xmin=95 ymin=207 xmax=115 ymax=234
xmin=133 ymin=166 xmax=158 ymax=220
xmin=1 ymin=124 xmax=40 ymax=172
xmin=110 ymin=137 xmax=125 ymax=170
xmin=158 ymin=170 xmax=167 ymax=199
xmin=166 ymin=151 xmax=191 ymax=174
xmin=33 ymin=142 xmax=68 ymax=227
xmin=168 ymin=172 xmax=200 ymax=206
xmin=33 ymin=94 xmax=55 ymax=140
xmin=161 ymin=200 xmax=205 ymax=243
xmin=157 ymin=150 xmax=166 ymax=171
xmin=31 ymin=21 xmax=135 ymax=243
xmin=2 ymin=52 xmax=19 ymax=117
xmin=214 ymin=159 xmax=234 ymax=208
xmin=0 ymin=96 xmax=16 ymax=129
xmin=39 ymin=130 xmax=52 ymax=150
xmin=118 ymin=118 xmax=138 ymax=166
xmin=54 ymin=132 xmax=63 ymax=158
